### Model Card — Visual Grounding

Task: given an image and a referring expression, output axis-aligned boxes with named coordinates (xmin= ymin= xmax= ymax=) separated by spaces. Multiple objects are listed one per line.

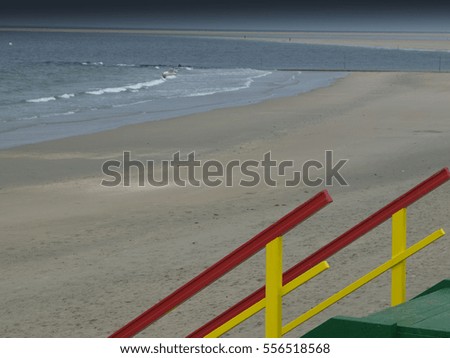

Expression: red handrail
xmin=188 ymin=167 xmax=450 ymax=337
xmin=110 ymin=190 xmax=332 ymax=337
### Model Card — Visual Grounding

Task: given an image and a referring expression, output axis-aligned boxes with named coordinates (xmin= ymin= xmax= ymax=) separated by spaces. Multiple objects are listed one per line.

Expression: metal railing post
xmin=391 ymin=208 xmax=407 ymax=306
xmin=265 ymin=236 xmax=283 ymax=338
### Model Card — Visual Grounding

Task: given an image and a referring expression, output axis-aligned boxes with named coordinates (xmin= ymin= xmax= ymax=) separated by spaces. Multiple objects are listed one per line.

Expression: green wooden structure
xmin=303 ymin=279 xmax=450 ymax=338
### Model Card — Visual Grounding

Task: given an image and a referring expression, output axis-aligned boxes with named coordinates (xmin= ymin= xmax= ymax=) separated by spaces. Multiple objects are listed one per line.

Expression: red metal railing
xmin=188 ymin=167 xmax=450 ymax=337
xmin=110 ymin=190 xmax=332 ymax=337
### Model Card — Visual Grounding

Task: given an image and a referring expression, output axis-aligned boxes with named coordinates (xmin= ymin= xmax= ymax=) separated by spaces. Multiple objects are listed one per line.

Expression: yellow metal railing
xmin=391 ymin=208 xmax=407 ymax=306
xmin=205 ymin=235 xmax=330 ymax=338
xmin=207 ymin=209 xmax=445 ymax=338
xmin=265 ymin=236 xmax=283 ymax=338
xmin=191 ymin=168 xmax=450 ymax=338
xmin=282 ymin=212 xmax=445 ymax=335
xmin=110 ymin=168 xmax=449 ymax=339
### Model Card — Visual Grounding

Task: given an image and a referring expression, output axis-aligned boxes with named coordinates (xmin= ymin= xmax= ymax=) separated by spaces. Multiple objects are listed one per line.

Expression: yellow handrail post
xmin=391 ymin=208 xmax=407 ymax=306
xmin=265 ymin=236 xmax=283 ymax=338
xmin=205 ymin=261 xmax=330 ymax=338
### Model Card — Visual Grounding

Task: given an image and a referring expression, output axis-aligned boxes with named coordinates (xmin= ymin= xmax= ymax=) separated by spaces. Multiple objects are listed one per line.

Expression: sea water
xmin=1 ymin=31 xmax=449 ymax=149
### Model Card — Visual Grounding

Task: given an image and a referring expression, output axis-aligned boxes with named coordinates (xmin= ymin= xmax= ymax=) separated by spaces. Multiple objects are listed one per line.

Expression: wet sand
xmin=3 ymin=28 xmax=450 ymax=51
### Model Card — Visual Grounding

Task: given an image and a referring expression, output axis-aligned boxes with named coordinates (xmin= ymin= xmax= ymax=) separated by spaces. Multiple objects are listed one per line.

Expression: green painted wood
xmin=303 ymin=279 xmax=450 ymax=338
xmin=412 ymin=279 xmax=450 ymax=299
xmin=302 ymin=317 xmax=397 ymax=338
xmin=397 ymin=326 xmax=450 ymax=338
xmin=365 ymin=288 xmax=450 ymax=327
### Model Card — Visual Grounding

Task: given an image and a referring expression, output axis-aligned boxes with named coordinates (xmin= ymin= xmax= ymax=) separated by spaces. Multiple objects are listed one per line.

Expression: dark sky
xmin=1 ymin=1 xmax=450 ymax=31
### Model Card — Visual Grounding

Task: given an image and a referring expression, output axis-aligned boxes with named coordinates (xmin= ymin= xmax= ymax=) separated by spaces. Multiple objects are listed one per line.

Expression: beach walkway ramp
xmin=303 ymin=279 xmax=450 ymax=338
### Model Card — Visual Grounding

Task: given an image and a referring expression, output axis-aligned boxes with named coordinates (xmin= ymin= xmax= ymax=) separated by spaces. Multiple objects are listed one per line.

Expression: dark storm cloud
xmin=2 ymin=1 xmax=450 ymax=14
xmin=2 ymin=0 xmax=450 ymax=31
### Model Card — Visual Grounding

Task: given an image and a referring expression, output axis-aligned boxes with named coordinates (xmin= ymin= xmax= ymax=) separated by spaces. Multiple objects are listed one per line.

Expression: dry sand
xmin=1 ymin=71 xmax=450 ymax=338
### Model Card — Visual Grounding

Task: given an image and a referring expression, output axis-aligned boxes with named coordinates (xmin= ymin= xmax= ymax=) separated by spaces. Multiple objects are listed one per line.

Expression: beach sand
xmin=1 ymin=71 xmax=450 ymax=337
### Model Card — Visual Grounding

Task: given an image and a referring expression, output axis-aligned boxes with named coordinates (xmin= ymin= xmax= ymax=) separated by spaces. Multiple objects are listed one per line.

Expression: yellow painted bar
xmin=282 ymin=228 xmax=445 ymax=335
xmin=205 ymin=261 xmax=330 ymax=338
xmin=265 ymin=236 xmax=283 ymax=338
xmin=281 ymin=261 xmax=330 ymax=296
xmin=205 ymin=299 xmax=266 ymax=338
xmin=391 ymin=208 xmax=407 ymax=306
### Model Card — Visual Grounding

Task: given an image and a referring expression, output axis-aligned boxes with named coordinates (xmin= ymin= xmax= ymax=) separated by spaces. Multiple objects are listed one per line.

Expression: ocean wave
xmin=59 ymin=93 xmax=75 ymax=99
xmin=185 ymin=90 xmax=221 ymax=97
xmin=86 ymin=79 xmax=166 ymax=96
xmin=82 ymin=61 xmax=104 ymax=66
xmin=112 ymin=99 xmax=153 ymax=108
xmin=86 ymin=87 xmax=128 ymax=95
xmin=26 ymin=96 xmax=57 ymax=103
xmin=27 ymin=93 xmax=74 ymax=103
xmin=185 ymin=85 xmax=249 ymax=98
xmin=185 ymin=85 xmax=253 ymax=97
xmin=40 ymin=60 xmax=199 ymax=70
xmin=184 ymin=70 xmax=271 ymax=98
xmin=42 ymin=111 xmax=76 ymax=118
xmin=17 ymin=116 xmax=38 ymax=121
xmin=24 ymin=77 xmax=166 ymax=108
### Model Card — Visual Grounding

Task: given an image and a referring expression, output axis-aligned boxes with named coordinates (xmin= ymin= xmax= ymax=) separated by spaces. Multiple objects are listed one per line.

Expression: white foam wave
xmin=126 ymin=79 xmax=165 ymax=90
xmin=27 ymin=96 xmax=56 ymax=103
xmin=41 ymin=111 xmax=76 ymax=118
xmin=86 ymin=87 xmax=128 ymax=95
xmin=112 ymin=99 xmax=153 ymax=108
xmin=82 ymin=61 xmax=104 ymax=66
xmin=18 ymin=115 xmax=38 ymax=121
xmin=59 ymin=93 xmax=75 ymax=99
xmin=185 ymin=90 xmax=221 ymax=97
xmin=185 ymin=70 xmax=272 ymax=98
xmin=86 ymin=79 xmax=166 ymax=96
xmin=27 ymin=93 xmax=75 ymax=103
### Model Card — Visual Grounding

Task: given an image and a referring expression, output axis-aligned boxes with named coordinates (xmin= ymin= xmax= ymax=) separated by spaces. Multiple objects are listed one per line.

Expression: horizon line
xmin=1 ymin=26 xmax=450 ymax=35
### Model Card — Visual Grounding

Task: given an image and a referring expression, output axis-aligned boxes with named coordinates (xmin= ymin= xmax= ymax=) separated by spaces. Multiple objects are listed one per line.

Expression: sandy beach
xmin=1 ymin=70 xmax=450 ymax=338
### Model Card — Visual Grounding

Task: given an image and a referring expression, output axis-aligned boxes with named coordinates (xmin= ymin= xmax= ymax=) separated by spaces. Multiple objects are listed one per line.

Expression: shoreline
xmin=0 ymin=71 xmax=346 ymax=151
xmin=1 ymin=71 xmax=449 ymax=337
xmin=3 ymin=29 xmax=450 ymax=152
xmin=2 ymin=27 xmax=450 ymax=51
